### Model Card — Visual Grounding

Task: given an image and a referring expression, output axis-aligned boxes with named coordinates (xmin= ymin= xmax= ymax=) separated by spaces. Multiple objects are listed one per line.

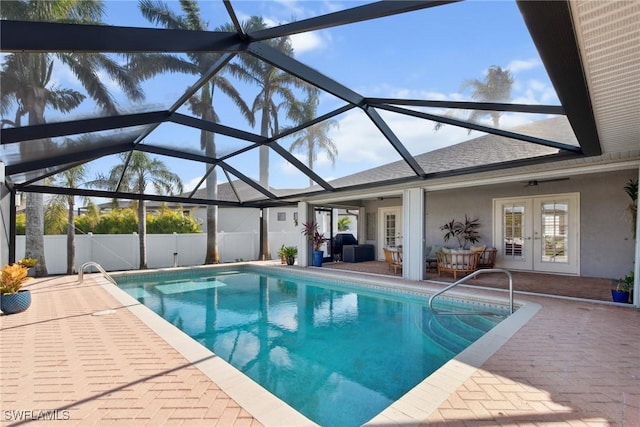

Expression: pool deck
xmin=1 ymin=264 xmax=639 ymax=426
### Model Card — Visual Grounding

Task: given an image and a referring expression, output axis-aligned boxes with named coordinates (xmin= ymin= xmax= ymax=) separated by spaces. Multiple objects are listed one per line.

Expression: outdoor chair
xmin=436 ymin=250 xmax=480 ymax=280
xmin=476 ymin=247 xmax=497 ymax=269
xmin=383 ymin=247 xmax=402 ymax=274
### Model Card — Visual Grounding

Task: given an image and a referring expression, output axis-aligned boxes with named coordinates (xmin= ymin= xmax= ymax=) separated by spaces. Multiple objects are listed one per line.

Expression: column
xmin=402 ymin=188 xmax=425 ymax=280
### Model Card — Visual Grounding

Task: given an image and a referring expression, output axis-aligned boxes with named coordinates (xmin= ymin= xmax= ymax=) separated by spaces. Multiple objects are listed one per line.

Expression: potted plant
xmin=278 ymin=245 xmax=287 ymax=264
xmin=17 ymin=257 xmax=38 ymax=277
xmin=281 ymin=246 xmax=298 ymax=265
xmin=440 ymin=215 xmax=481 ymax=249
xmin=0 ymin=263 xmax=33 ymax=314
xmin=301 ymin=220 xmax=326 ymax=267
xmin=612 ymin=271 xmax=634 ymax=303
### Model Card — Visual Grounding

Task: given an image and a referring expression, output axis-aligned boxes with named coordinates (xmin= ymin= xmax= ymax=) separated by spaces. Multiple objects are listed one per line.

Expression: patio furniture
xmin=426 ymin=245 xmax=443 ymax=272
xmin=383 ymin=247 xmax=402 ymax=274
xmin=476 ymin=247 xmax=497 ymax=269
xmin=436 ymin=249 xmax=480 ymax=280
xmin=332 ymin=233 xmax=358 ymax=260
xmin=343 ymin=244 xmax=375 ymax=263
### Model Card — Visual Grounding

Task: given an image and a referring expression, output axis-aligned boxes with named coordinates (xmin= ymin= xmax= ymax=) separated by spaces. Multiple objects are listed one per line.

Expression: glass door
xmin=533 ymin=195 xmax=579 ymax=274
xmin=495 ymin=199 xmax=532 ymax=270
xmin=494 ymin=193 xmax=579 ymax=274
xmin=378 ymin=207 xmax=402 ymax=260
xmin=314 ymin=207 xmax=334 ymax=261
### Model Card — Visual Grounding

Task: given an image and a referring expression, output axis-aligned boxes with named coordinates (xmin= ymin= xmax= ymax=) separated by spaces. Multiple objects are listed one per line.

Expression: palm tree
xmin=50 ymin=164 xmax=90 ymax=274
xmin=287 ymin=90 xmax=339 ymax=186
xmin=463 ymin=65 xmax=514 ymax=127
xmin=227 ymin=16 xmax=310 ymax=259
xmin=434 ymin=65 xmax=514 ymax=132
xmin=135 ymin=0 xmax=254 ymax=264
xmin=94 ymin=152 xmax=183 ymax=269
xmin=0 ymin=1 xmax=144 ymax=276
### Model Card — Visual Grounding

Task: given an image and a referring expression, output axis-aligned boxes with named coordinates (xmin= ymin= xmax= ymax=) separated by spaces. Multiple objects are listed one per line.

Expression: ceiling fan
xmin=523 ymin=177 xmax=570 ymax=187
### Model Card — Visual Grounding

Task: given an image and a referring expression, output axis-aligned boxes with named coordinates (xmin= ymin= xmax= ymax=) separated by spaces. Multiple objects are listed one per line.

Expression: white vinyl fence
xmin=15 ymin=231 xmax=300 ymax=274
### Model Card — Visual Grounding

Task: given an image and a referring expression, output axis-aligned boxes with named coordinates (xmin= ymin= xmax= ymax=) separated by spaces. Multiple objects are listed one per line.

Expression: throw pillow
xmin=428 ymin=245 xmax=442 ymax=258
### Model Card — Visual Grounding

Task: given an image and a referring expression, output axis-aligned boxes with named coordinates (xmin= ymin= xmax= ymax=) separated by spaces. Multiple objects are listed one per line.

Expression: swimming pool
xmin=115 ymin=266 xmax=512 ymax=427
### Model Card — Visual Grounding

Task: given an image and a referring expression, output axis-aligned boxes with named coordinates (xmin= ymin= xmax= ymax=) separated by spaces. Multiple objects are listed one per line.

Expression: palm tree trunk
xmin=205 ymin=161 xmax=219 ymax=264
xmin=259 ymin=110 xmax=271 ymax=260
xmin=203 ymin=100 xmax=219 ymax=264
xmin=24 ymin=88 xmax=49 ymax=276
xmin=66 ymin=195 xmax=75 ymax=274
xmin=25 ymin=193 xmax=47 ymax=276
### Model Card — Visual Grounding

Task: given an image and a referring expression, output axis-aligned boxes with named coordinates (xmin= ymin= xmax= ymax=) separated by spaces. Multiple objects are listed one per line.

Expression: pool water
xmin=117 ymin=267 xmax=507 ymax=427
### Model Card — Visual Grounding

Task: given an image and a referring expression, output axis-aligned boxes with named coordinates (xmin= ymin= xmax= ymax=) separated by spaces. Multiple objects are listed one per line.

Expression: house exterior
xmin=294 ymin=117 xmax=639 ymax=290
xmin=0 ymin=1 xmax=637 ymax=308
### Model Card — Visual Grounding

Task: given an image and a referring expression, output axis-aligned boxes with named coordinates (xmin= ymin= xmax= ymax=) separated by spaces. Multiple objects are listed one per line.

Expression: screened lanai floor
xmin=322 ymin=261 xmax=614 ymax=302
xmin=1 ymin=267 xmax=638 ymax=426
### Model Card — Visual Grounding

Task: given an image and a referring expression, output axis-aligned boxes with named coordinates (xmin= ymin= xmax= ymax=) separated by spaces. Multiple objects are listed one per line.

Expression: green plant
xmin=301 ymin=221 xmax=326 ymax=251
xmin=440 ymin=215 xmax=481 ymax=248
xmin=0 ymin=264 xmax=32 ymax=294
xmin=17 ymin=257 xmax=38 ymax=268
xmin=617 ymin=271 xmax=634 ymax=292
xmin=281 ymin=246 xmax=298 ymax=258
xmin=337 ymin=217 xmax=351 ymax=231
xmin=624 ymin=178 xmax=638 ymax=237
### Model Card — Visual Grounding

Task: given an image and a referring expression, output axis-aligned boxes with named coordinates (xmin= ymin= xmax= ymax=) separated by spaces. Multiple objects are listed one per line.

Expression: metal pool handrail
xmin=78 ymin=261 xmax=117 ymax=286
xmin=428 ymin=268 xmax=514 ymax=315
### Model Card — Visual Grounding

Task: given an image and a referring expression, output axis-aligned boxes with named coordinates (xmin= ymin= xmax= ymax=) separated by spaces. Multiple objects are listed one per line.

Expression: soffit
xmin=569 ymin=0 xmax=640 ymax=153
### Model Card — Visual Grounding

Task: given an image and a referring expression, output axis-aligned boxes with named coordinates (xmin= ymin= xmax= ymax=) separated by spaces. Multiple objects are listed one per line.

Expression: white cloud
xmin=507 ymin=58 xmax=541 ymax=73
xmin=291 ymin=31 xmax=328 ymax=54
xmin=279 ymin=152 xmax=306 ymax=175
xmin=512 ymin=79 xmax=559 ymax=105
xmin=325 ymin=103 xmax=476 ymax=171
xmin=183 ymin=176 xmax=204 ymax=193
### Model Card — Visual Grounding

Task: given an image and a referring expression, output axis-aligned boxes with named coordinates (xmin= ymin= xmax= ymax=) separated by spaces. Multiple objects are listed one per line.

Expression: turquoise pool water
xmin=116 ymin=267 xmax=508 ymax=427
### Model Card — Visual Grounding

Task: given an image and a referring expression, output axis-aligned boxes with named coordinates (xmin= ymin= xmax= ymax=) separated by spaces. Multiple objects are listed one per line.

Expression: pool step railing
xmin=78 ymin=261 xmax=117 ymax=285
xmin=428 ymin=268 xmax=514 ymax=315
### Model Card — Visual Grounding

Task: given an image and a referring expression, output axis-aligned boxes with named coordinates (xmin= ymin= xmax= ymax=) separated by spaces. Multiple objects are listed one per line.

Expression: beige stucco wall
xmin=423 ymin=169 xmax=636 ymax=280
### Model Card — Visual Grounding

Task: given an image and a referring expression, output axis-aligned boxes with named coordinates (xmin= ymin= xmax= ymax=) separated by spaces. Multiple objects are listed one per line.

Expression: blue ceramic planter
xmin=1 ymin=289 xmax=32 ymax=314
xmin=611 ymin=289 xmax=630 ymax=303
xmin=312 ymin=251 xmax=323 ymax=267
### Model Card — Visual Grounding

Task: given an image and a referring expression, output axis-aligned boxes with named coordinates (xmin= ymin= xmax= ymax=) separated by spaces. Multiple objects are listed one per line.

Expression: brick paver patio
xmin=1 ymin=267 xmax=639 ymax=426
xmin=0 ymin=276 xmax=262 ymax=427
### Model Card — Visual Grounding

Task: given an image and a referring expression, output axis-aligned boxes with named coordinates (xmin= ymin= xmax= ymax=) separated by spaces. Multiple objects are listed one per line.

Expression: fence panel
xmin=15 ymin=231 xmax=301 ymax=273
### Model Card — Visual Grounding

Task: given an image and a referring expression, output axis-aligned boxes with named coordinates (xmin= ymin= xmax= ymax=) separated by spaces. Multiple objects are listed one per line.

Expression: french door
xmin=378 ymin=207 xmax=402 ymax=260
xmin=493 ymin=193 xmax=580 ymax=274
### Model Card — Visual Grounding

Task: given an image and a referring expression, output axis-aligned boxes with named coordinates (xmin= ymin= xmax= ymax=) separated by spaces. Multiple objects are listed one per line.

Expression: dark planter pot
xmin=286 ymin=256 xmax=295 ymax=266
xmin=1 ymin=289 xmax=32 ymax=314
xmin=611 ymin=289 xmax=630 ymax=303
xmin=312 ymin=250 xmax=323 ymax=267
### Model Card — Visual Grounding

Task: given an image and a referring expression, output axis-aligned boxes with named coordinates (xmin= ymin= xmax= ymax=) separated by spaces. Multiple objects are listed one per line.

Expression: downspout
xmin=9 ymin=190 xmax=16 ymax=264
xmin=634 ymin=168 xmax=639 ymax=308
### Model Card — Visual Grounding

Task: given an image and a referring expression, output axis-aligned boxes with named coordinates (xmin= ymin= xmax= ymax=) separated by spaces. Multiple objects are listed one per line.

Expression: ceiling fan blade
xmin=523 ymin=177 xmax=570 ymax=187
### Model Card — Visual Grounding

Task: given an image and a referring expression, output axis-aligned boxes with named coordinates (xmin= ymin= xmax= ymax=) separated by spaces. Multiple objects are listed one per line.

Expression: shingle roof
xmin=327 ymin=116 xmax=577 ymax=189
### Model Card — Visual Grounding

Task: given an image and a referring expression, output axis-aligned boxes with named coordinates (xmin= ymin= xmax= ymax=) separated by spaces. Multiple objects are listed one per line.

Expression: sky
xmin=4 ymin=0 xmax=563 ymax=197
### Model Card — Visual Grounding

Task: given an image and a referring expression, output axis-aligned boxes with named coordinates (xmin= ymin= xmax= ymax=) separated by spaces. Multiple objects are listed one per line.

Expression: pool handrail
xmin=78 ymin=261 xmax=117 ymax=286
xmin=428 ymin=268 xmax=514 ymax=314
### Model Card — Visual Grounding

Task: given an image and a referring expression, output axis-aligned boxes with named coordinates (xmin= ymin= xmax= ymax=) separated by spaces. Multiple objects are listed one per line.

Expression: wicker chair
xmin=477 ymin=247 xmax=497 ymax=269
xmin=383 ymin=247 xmax=402 ymax=274
xmin=436 ymin=250 xmax=481 ymax=280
